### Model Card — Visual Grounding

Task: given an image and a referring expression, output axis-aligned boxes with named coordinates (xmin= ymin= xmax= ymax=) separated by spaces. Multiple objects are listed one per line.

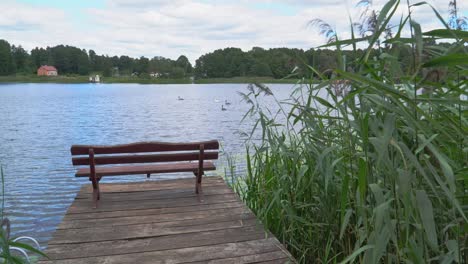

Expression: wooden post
xmin=89 ymin=148 xmax=100 ymax=208
xmin=196 ymin=144 xmax=204 ymax=194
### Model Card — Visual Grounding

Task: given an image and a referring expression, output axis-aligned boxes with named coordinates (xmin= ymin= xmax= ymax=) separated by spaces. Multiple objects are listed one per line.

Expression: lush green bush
xmin=236 ymin=1 xmax=467 ymax=263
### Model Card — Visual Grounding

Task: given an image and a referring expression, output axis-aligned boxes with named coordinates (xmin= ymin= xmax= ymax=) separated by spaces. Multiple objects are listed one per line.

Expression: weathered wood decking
xmin=40 ymin=176 xmax=295 ymax=263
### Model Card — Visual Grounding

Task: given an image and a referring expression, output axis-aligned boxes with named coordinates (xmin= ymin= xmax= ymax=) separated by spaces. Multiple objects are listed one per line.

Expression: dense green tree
xmin=102 ymin=58 xmax=113 ymax=77
xmin=176 ymin=55 xmax=192 ymax=76
xmin=11 ymin=45 xmax=31 ymax=73
xmin=250 ymin=62 xmax=272 ymax=77
xmin=76 ymin=49 xmax=90 ymax=75
xmin=0 ymin=40 xmax=14 ymax=76
xmin=89 ymin=50 xmax=97 ymax=71
xmin=110 ymin=56 xmax=118 ymax=65
xmin=30 ymin=47 xmax=49 ymax=69
xmin=135 ymin=56 xmax=149 ymax=74
xmin=195 ymin=47 xmax=250 ymax=78
xmin=170 ymin=67 xmax=185 ymax=78
xmin=46 ymin=45 xmax=90 ymax=75
xmin=195 ymin=47 xmax=310 ymax=79
xmin=118 ymin=55 xmax=134 ymax=75
xmin=314 ymin=49 xmax=337 ymax=75
xmin=149 ymin=56 xmax=173 ymax=74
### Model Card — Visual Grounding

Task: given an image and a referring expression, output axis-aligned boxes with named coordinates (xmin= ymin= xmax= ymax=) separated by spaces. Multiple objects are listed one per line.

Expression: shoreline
xmin=0 ymin=76 xmax=302 ymax=84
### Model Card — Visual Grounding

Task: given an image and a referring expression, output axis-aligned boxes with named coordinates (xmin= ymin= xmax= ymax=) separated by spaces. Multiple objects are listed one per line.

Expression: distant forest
xmin=0 ymin=39 xmax=457 ymax=80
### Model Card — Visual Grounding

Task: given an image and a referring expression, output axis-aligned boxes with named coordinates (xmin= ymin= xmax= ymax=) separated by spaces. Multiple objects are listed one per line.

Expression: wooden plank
xmin=71 ymin=193 xmax=235 ymax=210
xmin=58 ymin=207 xmax=251 ymax=229
xmin=71 ymin=140 xmax=219 ymax=155
xmin=68 ymin=193 xmax=239 ymax=214
xmin=75 ymin=161 xmax=216 ymax=177
xmin=39 ymin=238 xmax=284 ymax=264
xmin=75 ymin=185 xmax=233 ymax=202
xmin=50 ymin=217 xmax=258 ymax=244
xmin=75 ymin=190 xmax=236 ymax=204
xmin=187 ymin=251 xmax=290 ymax=264
xmin=62 ymin=201 xmax=244 ymax=221
xmin=79 ymin=176 xmax=224 ymax=193
xmin=72 ymin=151 xmax=219 ymax=165
xmin=45 ymin=226 xmax=268 ymax=260
xmin=257 ymin=258 xmax=292 ymax=264
xmin=76 ymin=186 xmax=233 ymax=204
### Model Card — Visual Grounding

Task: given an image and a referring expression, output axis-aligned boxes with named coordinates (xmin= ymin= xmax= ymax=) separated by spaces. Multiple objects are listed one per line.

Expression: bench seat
xmin=71 ymin=140 xmax=220 ymax=208
xmin=75 ymin=161 xmax=216 ymax=177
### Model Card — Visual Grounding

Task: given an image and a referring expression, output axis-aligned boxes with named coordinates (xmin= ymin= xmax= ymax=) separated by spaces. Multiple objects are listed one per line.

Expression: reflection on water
xmin=0 ymin=83 xmax=294 ymax=246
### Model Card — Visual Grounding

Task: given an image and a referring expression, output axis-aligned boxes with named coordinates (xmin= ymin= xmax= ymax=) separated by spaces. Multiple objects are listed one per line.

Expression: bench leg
xmin=92 ymin=189 xmax=98 ymax=209
xmin=91 ymin=179 xmax=101 ymax=209
xmin=194 ymin=172 xmax=203 ymax=194
xmin=97 ymin=183 xmax=101 ymax=200
xmin=195 ymin=182 xmax=202 ymax=194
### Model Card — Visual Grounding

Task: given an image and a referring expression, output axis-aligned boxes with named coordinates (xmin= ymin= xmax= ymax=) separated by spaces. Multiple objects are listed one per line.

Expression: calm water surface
xmin=0 ymin=83 xmax=294 ymax=246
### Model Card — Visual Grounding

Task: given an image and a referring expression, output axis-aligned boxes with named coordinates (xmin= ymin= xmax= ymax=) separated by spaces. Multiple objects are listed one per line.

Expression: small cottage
xmin=37 ymin=65 xmax=58 ymax=76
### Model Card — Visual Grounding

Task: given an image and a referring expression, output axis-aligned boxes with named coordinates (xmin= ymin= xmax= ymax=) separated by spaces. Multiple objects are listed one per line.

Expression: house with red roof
xmin=37 ymin=65 xmax=58 ymax=76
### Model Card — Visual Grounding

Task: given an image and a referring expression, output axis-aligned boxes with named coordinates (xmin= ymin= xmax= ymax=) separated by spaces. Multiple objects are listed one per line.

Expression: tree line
xmin=0 ymin=40 xmax=193 ymax=78
xmin=0 ymin=38 xmax=457 ymax=80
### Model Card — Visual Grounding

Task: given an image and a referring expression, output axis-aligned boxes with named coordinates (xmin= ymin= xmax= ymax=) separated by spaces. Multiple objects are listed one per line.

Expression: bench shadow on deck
xmin=40 ymin=176 xmax=295 ymax=264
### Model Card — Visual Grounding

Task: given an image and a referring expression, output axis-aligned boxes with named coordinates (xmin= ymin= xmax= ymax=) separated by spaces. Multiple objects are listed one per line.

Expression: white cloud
xmin=0 ymin=0 xmax=464 ymax=63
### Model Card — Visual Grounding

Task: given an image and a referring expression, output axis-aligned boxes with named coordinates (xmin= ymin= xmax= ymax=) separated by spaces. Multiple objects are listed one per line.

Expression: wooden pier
xmin=39 ymin=176 xmax=294 ymax=263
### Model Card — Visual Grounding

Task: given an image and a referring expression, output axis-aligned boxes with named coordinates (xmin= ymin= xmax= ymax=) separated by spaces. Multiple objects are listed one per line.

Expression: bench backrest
xmin=70 ymin=140 xmax=219 ymax=166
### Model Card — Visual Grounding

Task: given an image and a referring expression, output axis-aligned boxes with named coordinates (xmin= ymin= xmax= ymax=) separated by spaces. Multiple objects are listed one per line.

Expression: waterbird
xmin=221 ymin=105 xmax=227 ymax=111
xmin=177 ymin=96 xmax=184 ymax=101
xmin=225 ymin=100 xmax=231 ymax=105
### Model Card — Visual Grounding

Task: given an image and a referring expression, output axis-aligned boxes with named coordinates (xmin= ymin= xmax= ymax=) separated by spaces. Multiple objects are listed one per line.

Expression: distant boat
xmin=89 ymin=74 xmax=100 ymax=83
xmin=221 ymin=105 xmax=227 ymax=111
xmin=177 ymin=96 xmax=184 ymax=101
xmin=225 ymin=100 xmax=231 ymax=105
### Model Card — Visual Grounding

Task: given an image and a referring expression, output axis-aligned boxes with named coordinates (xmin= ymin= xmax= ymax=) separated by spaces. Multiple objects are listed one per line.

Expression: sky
xmin=0 ymin=0 xmax=466 ymax=63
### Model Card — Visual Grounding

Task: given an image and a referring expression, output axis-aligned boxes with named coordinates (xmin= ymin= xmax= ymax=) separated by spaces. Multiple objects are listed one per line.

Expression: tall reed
xmin=236 ymin=1 xmax=467 ymax=263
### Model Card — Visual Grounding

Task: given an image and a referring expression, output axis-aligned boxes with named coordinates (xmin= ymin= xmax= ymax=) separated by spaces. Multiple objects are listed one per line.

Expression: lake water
xmin=0 ymin=83 xmax=295 ymax=246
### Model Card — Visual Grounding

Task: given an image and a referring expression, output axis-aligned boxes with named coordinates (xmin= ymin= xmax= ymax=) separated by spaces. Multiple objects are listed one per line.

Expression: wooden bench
xmin=70 ymin=140 xmax=219 ymax=208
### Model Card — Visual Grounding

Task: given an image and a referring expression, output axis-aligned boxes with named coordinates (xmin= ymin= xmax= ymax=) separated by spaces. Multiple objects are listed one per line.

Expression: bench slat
xmin=71 ymin=140 xmax=219 ymax=155
xmin=75 ymin=162 xmax=216 ymax=177
xmin=72 ymin=152 xmax=219 ymax=166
